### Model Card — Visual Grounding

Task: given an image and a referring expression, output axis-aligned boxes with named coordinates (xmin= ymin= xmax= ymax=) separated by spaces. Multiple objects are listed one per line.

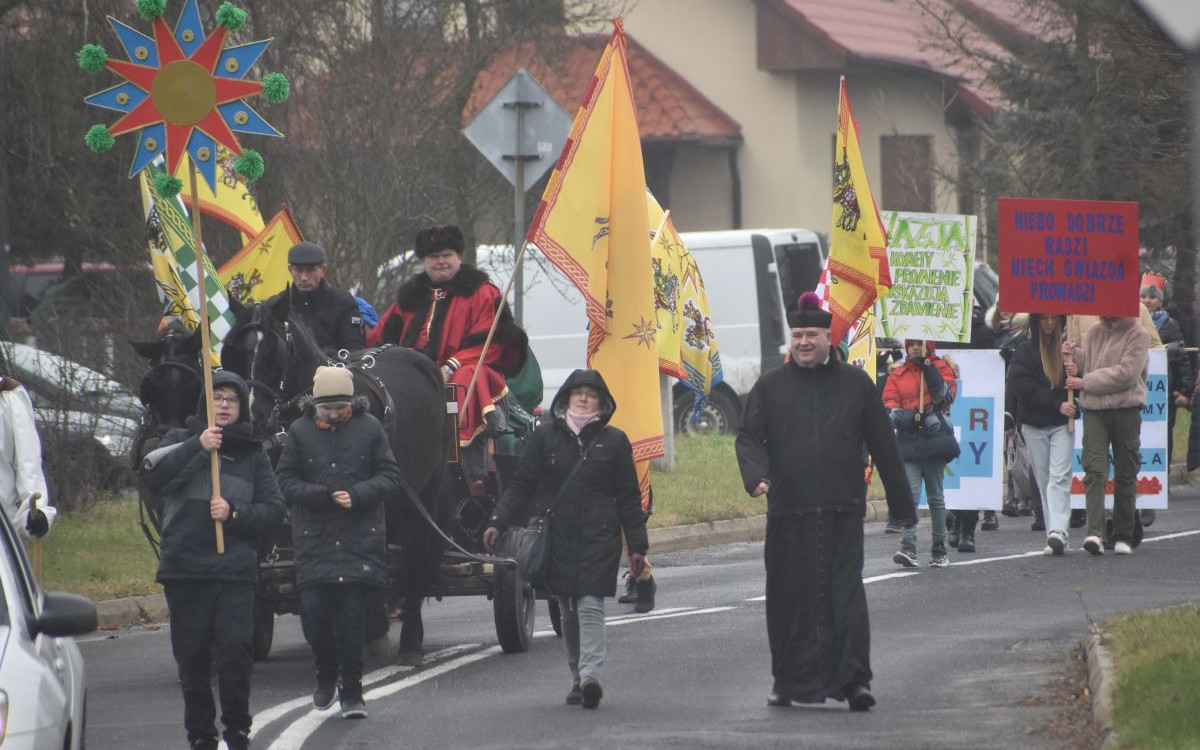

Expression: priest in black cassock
xmin=735 ymin=292 xmax=917 ymax=712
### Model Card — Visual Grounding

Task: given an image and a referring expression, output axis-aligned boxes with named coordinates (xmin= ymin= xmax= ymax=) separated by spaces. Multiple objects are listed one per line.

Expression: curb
xmin=95 ymin=499 xmax=894 ymax=630
xmin=1083 ymin=625 xmax=1119 ymax=749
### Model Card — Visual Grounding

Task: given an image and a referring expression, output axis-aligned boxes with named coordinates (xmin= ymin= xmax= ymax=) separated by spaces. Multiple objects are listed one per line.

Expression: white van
xmin=478 ymin=228 xmax=826 ymax=434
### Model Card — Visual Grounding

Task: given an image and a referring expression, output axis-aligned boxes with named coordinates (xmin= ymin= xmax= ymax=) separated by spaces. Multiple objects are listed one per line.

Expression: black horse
xmin=223 ymin=293 xmax=451 ymax=660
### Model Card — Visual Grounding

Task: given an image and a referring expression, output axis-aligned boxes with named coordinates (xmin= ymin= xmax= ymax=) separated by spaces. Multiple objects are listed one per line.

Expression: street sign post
xmin=464 ymin=69 xmax=571 ymax=323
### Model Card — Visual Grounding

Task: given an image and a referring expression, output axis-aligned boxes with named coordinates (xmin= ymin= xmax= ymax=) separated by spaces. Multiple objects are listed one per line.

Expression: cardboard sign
xmin=875 ymin=211 xmax=977 ymax=343
xmin=1070 ymin=349 xmax=1169 ymax=510
xmin=909 ymin=350 xmax=1005 ymax=511
xmin=997 ymin=198 xmax=1139 ymax=316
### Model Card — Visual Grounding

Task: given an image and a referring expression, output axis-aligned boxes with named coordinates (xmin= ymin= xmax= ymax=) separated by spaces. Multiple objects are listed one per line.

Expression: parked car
xmin=0 ymin=501 xmax=98 ymax=750
xmin=0 ymin=341 xmax=140 ymax=493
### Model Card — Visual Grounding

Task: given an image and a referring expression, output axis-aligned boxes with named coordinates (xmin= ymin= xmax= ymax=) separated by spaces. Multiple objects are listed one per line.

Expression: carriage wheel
xmin=548 ymin=597 xmax=563 ymax=637
xmin=251 ymin=590 xmax=275 ymax=662
xmin=493 ymin=529 xmax=535 ymax=653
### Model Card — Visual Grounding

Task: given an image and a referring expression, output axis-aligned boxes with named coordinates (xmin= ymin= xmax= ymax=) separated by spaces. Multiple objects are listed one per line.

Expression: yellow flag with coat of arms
xmin=218 ymin=207 xmax=304 ymax=305
xmin=646 ymin=192 xmax=722 ymax=399
xmin=827 ymin=76 xmax=891 ymax=345
xmin=526 ymin=20 xmax=663 ymax=508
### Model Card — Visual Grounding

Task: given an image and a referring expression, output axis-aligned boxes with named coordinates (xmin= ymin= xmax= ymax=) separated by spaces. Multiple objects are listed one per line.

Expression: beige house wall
xmin=624 ymin=0 xmax=966 ymax=237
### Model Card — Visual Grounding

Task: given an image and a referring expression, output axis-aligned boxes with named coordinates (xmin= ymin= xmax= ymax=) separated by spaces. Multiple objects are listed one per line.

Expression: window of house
xmin=881 ymin=135 xmax=933 ymax=212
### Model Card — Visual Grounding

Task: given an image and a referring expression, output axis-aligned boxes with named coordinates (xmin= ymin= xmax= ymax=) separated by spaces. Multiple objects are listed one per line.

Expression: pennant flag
xmin=827 ymin=76 xmax=891 ymax=344
xmin=175 ymin=146 xmax=266 ymax=243
xmin=219 ymin=207 xmax=304 ymax=304
xmin=139 ymin=160 xmax=236 ymax=363
xmin=646 ymin=191 xmax=722 ymax=396
xmin=527 ymin=20 xmax=663 ymax=507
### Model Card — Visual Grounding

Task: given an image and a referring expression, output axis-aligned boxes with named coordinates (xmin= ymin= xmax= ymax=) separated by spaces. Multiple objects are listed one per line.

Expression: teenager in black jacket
xmin=140 ymin=370 xmax=285 ymax=750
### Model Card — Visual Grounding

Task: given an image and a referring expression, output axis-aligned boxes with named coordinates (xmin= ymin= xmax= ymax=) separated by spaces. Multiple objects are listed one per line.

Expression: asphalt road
xmin=80 ymin=487 xmax=1200 ymax=750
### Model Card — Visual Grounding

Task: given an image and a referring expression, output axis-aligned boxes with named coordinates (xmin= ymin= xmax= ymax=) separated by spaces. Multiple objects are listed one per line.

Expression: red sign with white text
xmin=997 ymin=198 xmax=1139 ymax=317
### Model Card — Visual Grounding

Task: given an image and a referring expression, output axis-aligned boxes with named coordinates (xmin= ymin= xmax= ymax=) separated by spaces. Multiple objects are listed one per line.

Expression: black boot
xmin=617 ymin=571 xmax=636 ymax=604
xmin=958 ymin=530 xmax=976 ymax=553
xmin=634 ymin=575 xmax=656 ymax=613
xmin=981 ymin=510 xmax=999 ymax=531
xmin=947 ymin=512 xmax=960 ymax=548
xmin=1069 ymin=509 xmax=1086 ymax=528
xmin=957 ymin=511 xmax=978 ymax=553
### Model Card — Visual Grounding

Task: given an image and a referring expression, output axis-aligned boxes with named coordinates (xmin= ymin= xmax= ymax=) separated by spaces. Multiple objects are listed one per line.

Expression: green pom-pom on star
xmin=235 ymin=149 xmax=264 ymax=181
xmin=154 ymin=171 xmax=183 ymax=199
xmin=77 ymin=44 xmax=108 ymax=72
xmin=215 ymin=2 xmax=247 ymax=30
xmin=261 ymin=73 xmax=289 ymax=103
xmin=136 ymin=0 xmax=167 ymax=21
xmin=84 ymin=124 xmax=116 ymax=153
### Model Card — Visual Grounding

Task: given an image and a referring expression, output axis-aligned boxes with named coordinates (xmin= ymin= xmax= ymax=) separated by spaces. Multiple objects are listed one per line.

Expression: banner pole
xmin=188 ymin=161 xmax=225 ymax=554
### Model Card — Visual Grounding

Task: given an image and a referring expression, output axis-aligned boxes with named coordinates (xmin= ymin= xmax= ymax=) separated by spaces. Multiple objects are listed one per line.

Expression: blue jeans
xmin=300 ymin=583 xmax=369 ymax=688
xmin=901 ymin=460 xmax=947 ymax=551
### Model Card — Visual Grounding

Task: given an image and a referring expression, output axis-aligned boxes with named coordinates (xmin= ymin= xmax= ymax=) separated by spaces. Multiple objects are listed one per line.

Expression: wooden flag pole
xmin=462 ymin=238 xmax=533 ymax=410
xmin=1065 ymin=316 xmax=1079 ymax=435
xmin=29 ymin=491 xmax=42 ymax=580
xmin=917 ymin=342 xmax=926 ymax=413
xmin=188 ymin=162 xmax=225 ymax=554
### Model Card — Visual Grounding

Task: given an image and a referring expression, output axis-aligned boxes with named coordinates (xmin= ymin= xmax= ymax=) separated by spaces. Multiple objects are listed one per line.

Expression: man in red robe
xmin=369 ymin=225 xmax=527 ymax=461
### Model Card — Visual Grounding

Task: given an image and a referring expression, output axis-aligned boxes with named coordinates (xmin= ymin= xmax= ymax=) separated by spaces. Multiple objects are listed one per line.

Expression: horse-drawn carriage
xmin=131 ymin=302 xmax=556 ymax=662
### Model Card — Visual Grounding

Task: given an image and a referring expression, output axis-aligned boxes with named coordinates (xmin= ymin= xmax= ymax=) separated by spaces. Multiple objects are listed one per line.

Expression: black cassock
xmin=736 ymin=357 xmax=916 ymax=702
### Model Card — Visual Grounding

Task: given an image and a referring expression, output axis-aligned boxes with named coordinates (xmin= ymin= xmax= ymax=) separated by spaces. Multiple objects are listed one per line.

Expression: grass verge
xmin=1106 ymin=604 xmax=1200 ymax=749
xmin=30 ymin=493 xmax=159 ymax=601
xmin=649 ymin=434 xmax=764 ymax=528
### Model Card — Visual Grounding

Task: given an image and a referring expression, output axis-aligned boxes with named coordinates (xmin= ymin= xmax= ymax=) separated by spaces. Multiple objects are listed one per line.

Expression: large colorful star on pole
xmin=78 ymin=0 xmax=287 ymax=197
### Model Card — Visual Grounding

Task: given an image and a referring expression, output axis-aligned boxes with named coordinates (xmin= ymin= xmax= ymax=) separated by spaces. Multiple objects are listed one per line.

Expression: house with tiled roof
xmin=617 ymin=0 xmax=1014 ymax=235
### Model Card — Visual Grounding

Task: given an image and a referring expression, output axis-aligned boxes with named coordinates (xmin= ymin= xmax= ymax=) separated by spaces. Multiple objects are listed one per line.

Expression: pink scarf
xmin=565 ymin=409 xmax=600 ymax=435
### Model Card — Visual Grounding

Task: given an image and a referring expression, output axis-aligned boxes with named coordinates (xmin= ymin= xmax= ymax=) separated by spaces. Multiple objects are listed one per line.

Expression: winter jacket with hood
xmin=1077 ymin=316 xmax=1150 ymax=411
xmin=881 ymin=342 xmax=960 ymax=462
xmin=275 ymin=397 xmax=402 ymax=590
xmin=141 ymin=370 xmax=285 ymax=584
xmin=489 ymin=369 xmax=648 ymax=598
xmin=1008 ymin=315 xmax=1075 ymax=429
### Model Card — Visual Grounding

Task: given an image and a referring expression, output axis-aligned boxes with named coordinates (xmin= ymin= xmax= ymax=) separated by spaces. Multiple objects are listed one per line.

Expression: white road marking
xmin=1141 ymin=529 xmax=1200 ymax=543
xmin=946 ymin=550 xmax=1045 ymax=566
xmin=744 ymin=571 xmax=920 ymax=601
xmin=606 ymin=606 xmax=736 ymax=626
xmin=266 ymin=647 xmax=501 ymax=750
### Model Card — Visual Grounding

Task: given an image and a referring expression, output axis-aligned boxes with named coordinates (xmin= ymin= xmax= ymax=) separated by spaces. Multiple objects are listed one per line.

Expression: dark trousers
xmin=300 ymin=582 xmax=369 ymax=689
xmin=163 ymin=580 xmax=256 ymax=745
xmin=1082 ymin=407 xmax=1141 ymax=544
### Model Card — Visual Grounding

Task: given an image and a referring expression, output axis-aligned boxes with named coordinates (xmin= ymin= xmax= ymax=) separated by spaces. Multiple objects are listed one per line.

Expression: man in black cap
xmin=266 ymin=241 xmax=366 ymax=358
xmin=735 ymin=291 xmax=916 ymax=712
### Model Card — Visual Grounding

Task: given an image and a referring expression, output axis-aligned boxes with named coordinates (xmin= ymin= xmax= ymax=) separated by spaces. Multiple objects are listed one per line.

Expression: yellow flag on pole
xmin=218 ymin=207 xmax=304 ymax=305
xmin=174 ymin=147 xmax=266 ymax=243
xmin=527 ymin=20 xmax=663 ymax=505
xmin=828 ymin=76 xmax=891 ymax=345
xmin=647 ymin=192 xmax=721 ymax=395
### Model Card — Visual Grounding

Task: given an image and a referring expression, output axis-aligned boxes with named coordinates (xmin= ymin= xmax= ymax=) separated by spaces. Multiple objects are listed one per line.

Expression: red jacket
xmin=881 ymin=347 xmax=957 ymax=414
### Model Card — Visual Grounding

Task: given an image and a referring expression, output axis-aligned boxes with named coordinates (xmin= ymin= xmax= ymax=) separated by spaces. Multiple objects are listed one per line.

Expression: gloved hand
xmin=482 ymin=525 xmax=501 ymax=554
xmin=26 ymin=508 xmax=50 ymax=538
xmin=909 ymin=355 xmax=926 ymax=368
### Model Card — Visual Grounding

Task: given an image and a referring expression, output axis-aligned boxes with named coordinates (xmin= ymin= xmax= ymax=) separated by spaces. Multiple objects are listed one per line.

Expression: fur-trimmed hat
xmin=787 ymin=291 xmax=832 ymax=329
xmin=312 ymin=365 xmax=353 ymax=404
xmin=288 ymin=241 xmax=327 ymax=265
xmin=414 ymin=225 xmax=465 ymax=258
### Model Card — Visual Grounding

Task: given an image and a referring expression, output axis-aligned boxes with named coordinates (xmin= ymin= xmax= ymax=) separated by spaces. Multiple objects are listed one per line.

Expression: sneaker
xmin=1047 ymin=531 xmax=1066 ymax=556
xmin=1001 ymin=501 xmax=1019 ymax=518
xmin=223 ymin=730 xmax=250 ymax=750
xmin=313 ymin=683 xmax=337 ymax=710
xmin=1043 ymin=545 xmax=1055 ymax=556
xmin=341 ymin=696 xmax=368 ymax=719
xmin=929 ymin=550 xmax=949 ymax=568
xmin=1114 ymin=541 xmax=1133 ymax=556
xmin=1030 ymin=518 xmax=1046 ymax=532
xmin=616 ymin=571 xmax=636 ymax=603
xmin=565 ymin=683 xmax=583 ymax=706
xmin=893 ymin=548 xmax=918 ymax=568
xmin=1083 ymin=536 xmax=1104 ymax=556
xmin=580 ymin=678 xmax=603 ymax=709
xmin=767 ymin=692 xmax=792 ymax=707
xmin=884 ymin=519 xmax=903 ymax=534
xmin=981 ymin=511 xmax=999 ymax=531
xmin=634 ymin=575 xmax=657 ymax=613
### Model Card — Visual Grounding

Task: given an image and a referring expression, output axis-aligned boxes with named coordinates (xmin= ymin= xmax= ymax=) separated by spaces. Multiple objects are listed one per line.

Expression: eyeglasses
xmin=213 ymin=395 xmax=241 ymax=406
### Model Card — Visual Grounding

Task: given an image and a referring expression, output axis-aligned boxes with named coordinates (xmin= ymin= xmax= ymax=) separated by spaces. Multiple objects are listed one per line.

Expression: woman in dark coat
xmin=483 ymin=369 xmax=648 ymax=710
